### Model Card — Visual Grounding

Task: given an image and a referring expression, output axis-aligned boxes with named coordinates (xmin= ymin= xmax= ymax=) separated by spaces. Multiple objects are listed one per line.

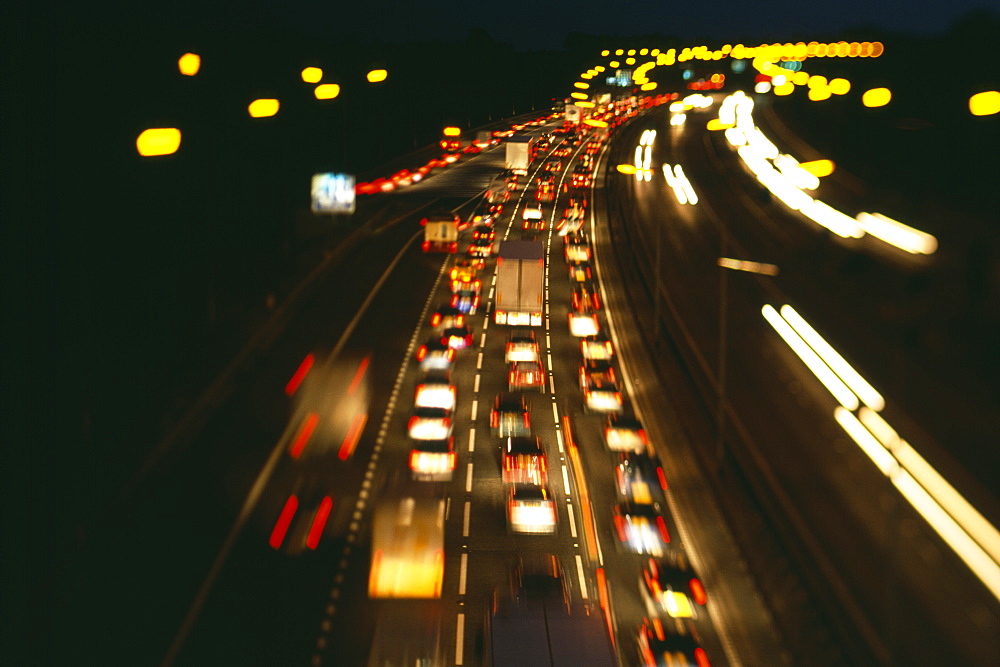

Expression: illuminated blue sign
xmin=311 ymin=172 xmax=356 ymax=214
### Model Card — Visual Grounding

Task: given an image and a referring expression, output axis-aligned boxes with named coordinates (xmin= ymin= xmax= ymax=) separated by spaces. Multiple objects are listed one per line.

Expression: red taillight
xmin=450 ymin=242 xmax=457 ymax=253
xmin=445 ymin=452 xmax=456 ymax=470
xmin=614 ymin=392 xmax=623 ymax=404
xmin=431 ymin=314 xmax=441 ymax=326
xmin=656 ymin=466 xmax=668 ymax=490
xmin=695 ymin=647 xmax=711 ymax=667
xmin=421 ymin=241 xmax=430 ymax=251
xmin=690 ymin=577 xmax=707 ymax=605
xmin=614 ymin=515 xmax=627 ymax=541
xmin=408 ymin=416 xmax=419 ymax=430
xmin=656 ymin=515 xmax=671 ymax=543
xmin=524 ymin=413 xmax=531 ymax=428
xmin=446 ymin=349 xmax=455 ymax=361
xmin=509 ymin=372 xmax=516 ymax=383
xmin=408 ymin=449 xmax=419 ymax=469
xmin=416 ymin=346 xmax=427 ymax=361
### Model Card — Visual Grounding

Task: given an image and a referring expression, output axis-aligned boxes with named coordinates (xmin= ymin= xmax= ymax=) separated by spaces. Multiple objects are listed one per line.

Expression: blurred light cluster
xmin=719 ymin=91 xmax=938 ymax=253
xmin=661 ymin=163 xmax=698 ymax=204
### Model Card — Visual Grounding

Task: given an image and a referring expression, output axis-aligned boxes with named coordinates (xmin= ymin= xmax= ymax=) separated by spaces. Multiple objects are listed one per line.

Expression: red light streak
xmin=289 ymin=412 xmax=319 ymax=459
xmin=269 ymin=495 xmax=299 ymax=549
xmin=338 ymin=413 xmax=367 ymax=460
xmin=347 ymin=356 xmax=370 ymax=395
xmin=284 ymin=353 xmax=315 ymax=396
xmin=306 ymin=496 xmax=334 ymax=550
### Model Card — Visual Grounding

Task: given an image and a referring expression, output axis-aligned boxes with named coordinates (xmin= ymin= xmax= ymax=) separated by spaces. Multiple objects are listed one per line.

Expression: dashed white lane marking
xmin=575 ymin=554 xmax=589 ymax=600
xmin=567 ymin=502 xmax=579 ymax=538
xmin=468 ymin=428 xmax=476 ymax=453
xmin=470 ymin=400 xmax=478 ymax=421
xmin=463 ymin=501 xmax=471 ymax=537
xmin=561 ymin=465 xmax=572 ymax=495
xmin=479 ymin=332 xmax=487 ymax=348
xmin=473 ymin=374 xmax=480 ymax=393
xmin=455 ymin=613 xmax=465 ymax=666
xmin=459 ymin=553 xmax=469 ymax=596
xmin=466 ymin=463 xmax=474 ymax=493
xmin=476 ymin=352 xmax=483 ymax=370
xmin=556 ymin=430 xmax=565 ymax=453
xmin=551 ymin=402 xmax=559 ymax=424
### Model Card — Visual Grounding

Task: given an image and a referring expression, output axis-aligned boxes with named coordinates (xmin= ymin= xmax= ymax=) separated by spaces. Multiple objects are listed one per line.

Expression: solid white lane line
xmin=575 ymin=554 xmax=589 ymax=599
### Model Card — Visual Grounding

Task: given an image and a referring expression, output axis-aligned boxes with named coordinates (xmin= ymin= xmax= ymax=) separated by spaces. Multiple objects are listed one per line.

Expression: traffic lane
xmin=618 ymin=126 xmax=1000 ymax=665
xmin=172 ymin=213 xmax=456 ymax=664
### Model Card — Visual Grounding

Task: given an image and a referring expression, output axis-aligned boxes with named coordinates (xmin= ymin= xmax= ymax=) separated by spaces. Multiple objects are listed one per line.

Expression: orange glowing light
xmin=640 ymin=82 xmax=657 ymax=91
xmin=314 ymin=83 xmax=340 ymax=100
xmin=969 ymin=91 xmax=1000 ymax=116
xmin=774 ymin=81 xmax=795 ymax=96
xmin=301 ymin=66 xmax=323 ymax=83
xmin=574 ymin=81 xmax=590 ymax=89
xmin=136 ymin=128 xmax=181 ymax=157
xmin=367 ymin=69 xmax=387 ymax=83
xmin=269 ymin=495 xmax=299 ymax=549
xmin=248 ymin=98 xmax=279 ymax=118
xmin=616 ymin=164 xmax=637 ymax=174
xmin=178 ymin=53 xmax=200 ymax=76
xmin=306 ymin=496 xmax=334 ymax=550
xmin=800 ymin=159 xmax=836 ymax=177
xmin=829 ymin=78 xmax=851 ymax=95
xmin=571 ymin=92 xmax=589 ymax=100
xmin=601 ymin=49 xmax=610 ymax=56
xmin=808 ymin=87 xmax=832 ymax=101
xmin=339 ymin=413 xmax=367 ymax=461
xmin=863 ymin=87 xmax=892 ymax=108
xmin=348 ymin=356 xmax=370 ymax=394
xmin=443 ymin=126 xmax=461 ymax=137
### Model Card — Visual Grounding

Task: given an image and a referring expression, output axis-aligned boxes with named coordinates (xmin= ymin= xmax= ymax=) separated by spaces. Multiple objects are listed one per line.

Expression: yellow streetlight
xmin=314 ymin=84 xmax=340 ymax=100
xmin=137 ymin=128 xmax=182 ymax=156
xmin=969 ymin=91 xmax=1000 ymax=116
xmin=301 ymin=67 xmax=323 ymax=83
xmin=862 ymin=87 xmax=891 ymax=108
xmin=367 ymin=69 xmax=388 ymax=83
xmin=248 ymin=98 xmax=280 ymax=118
xmin=178 ymin=53 xmax=200 ymax=76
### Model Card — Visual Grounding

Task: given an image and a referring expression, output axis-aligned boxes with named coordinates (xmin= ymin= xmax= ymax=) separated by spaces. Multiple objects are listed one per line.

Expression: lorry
xmin=368 ymin=481 xmax=445 ymax=599
xmin=494 ymin=240 xmax=544 ymax=326
xmin=484 ymin=555 xmax=617 ymax=667
xmin=505 ymin=136 xmax=536 ymax=175
xmin=421 ymin=212 xmax=460 ymax=253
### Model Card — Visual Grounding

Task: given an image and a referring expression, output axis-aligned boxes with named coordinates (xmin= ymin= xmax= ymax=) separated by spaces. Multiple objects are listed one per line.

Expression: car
xmin=572 ymin=282 xmax=602 ymax=311
xmin=581 ymin=334 xmax=614 ymax=361
xmin=467 ymin=237 xmax=495 ymax=258
xmin=408 ymin=437 xmax=457 ymax=482
xmin=491 ymin=392 xmax=531 ymax=438
xmin=544 ymin=159 xmax=563 ymax=172
xmin=616 ymin=452 xmax=668 ymax=506
xmin=471 ymin=225 xmax=496 ymax=241
xmin=470 ymin=213 xmax=496 ymax=228
xmin=415 ymin=338 xmax=455 ymax=371
xmin=552 ymin=145 xmax=572 ymax=157
xmin=564 ymin=238 xmax=591 ymax=263
xmin=505 ymin=329 xmax=540 ymax=363
xmin=586 ymin=141 xmax=601 ymax=155
xmin=414 ymin=370 xmax=456 ymax=412
xmin=568 ymin=307 xmax=600 ymax=338
xmin=569 ymin=261 xmax=594 ymax=283
xmin=556 ymin=207 xmax=585 ymax=235
xmin=450 ymin=259 xmax=479 ymax=283
xmin=407 ymin=406 xmax=453 ymax=441
xmin=451 ymin=289 xmax=480 ymax=315
xmin=430 ymin=304 xmax=465 ymax=330
xmin=613 ymin=501 xmax=675 ymax=557
xmin=641 ymin=553 xmax=707 ymax=620
xmin=579 ymin=359 xmax=616 ymax=391
xmin=450 ymin=276 xmax=481 ymax=294
xmin=522 ymin=204 xmax=545 ymax=230
xmin=488 ymin=202 xmax=505 ymax=216
xmin=583 ymin=375 xmax=623 ymax=413
xmin=535 ymin=182 xmax=556 ymax=203
xmin=636 ymin=617 xmax=710 ymax=667
xmin=442 ymin=325 xmax=474 ymax=350
xmin=604 ymin=412 xmax=654 ymax=452
xmin=508 ymin=484 xmax=558 ymax=534
xmin=509 ymin=359 xmax=545 ymax=392
xmin=502 ymin=436 xmax=547 ymax=485
xmin=571 ymin=170 xmax=592 ymax=189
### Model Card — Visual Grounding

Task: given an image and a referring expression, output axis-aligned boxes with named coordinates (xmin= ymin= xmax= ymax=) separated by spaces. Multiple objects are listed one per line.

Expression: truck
xmin=484 ymin=555 xmax=617 ymax=667
xmin=505 ymin=136 xmax=536 ymax=175
xmin=368 ymin=482 xmax=445 ymax=599
xmin=494 ymin=240 xmax=544 ymax=327
xmin=421 ymin=212 xmax=460 ymax=253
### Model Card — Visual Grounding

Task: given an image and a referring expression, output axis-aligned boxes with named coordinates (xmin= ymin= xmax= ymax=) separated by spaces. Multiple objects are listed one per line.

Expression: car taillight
xmin=408 ymin=449 xmax=419 ymax=469
xmin=656 ymin=467 xmax=668 ymax=490
xmin=490 ymin=412 xmax=498 ymax=428
xmin=445 ymin=452 xmax=456 ymax=469
xmin=422 ymin=241 xmax=430 ymax=251
xmin=614 ymin=515 xmax=627 ymax=541
xmin=656 ymin=515 xmax=671 ymax=543
xmin=614 ymin=392 xmax=623 ymax=404
xmin=408 ymin=416 xmax=419 ymax=431
xmin=450 ymin=242 xmax=457 ymax=253
xmin=695 ymin=647 xmax=711 ymax=667
xmin=416 ymin=346 xmax=427 ymax=361
xmin=446 ymin=349 xmax=455 ymax=361
xmin=509 ymin=372 xmax=516 ymax=383
xmin=524 ymin=413 xmax=530 ymax=428
xmin=690 ymin=577 xmax=707 ymax=605
xmin=431 ymin=314 xmax=441 ymax=326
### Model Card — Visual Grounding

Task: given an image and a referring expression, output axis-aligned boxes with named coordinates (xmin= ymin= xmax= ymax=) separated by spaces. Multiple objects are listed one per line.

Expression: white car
xmin=583 ymin=376 xmax=623 ymax=414
xmin=507 ymin=484 xmax=557 ymax=534
xmin=568 ymin=310 xmax=600 ymax=337
xmin=505 ymin=329 xmax=540 ymax=363
xmin=581 ymin=336 xmax=614 ymax=361
xmin=414 ymin=371 xmax=456 ymax=412
xmin=407 ymin=407 xmax=453 ymax=441
xmin=409 ymin=438 xmax=456 ymax=482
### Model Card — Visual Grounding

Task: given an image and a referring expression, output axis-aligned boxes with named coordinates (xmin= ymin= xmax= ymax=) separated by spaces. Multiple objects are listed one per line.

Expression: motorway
xmin=60 ymin=96 xmax=999 ymax=667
